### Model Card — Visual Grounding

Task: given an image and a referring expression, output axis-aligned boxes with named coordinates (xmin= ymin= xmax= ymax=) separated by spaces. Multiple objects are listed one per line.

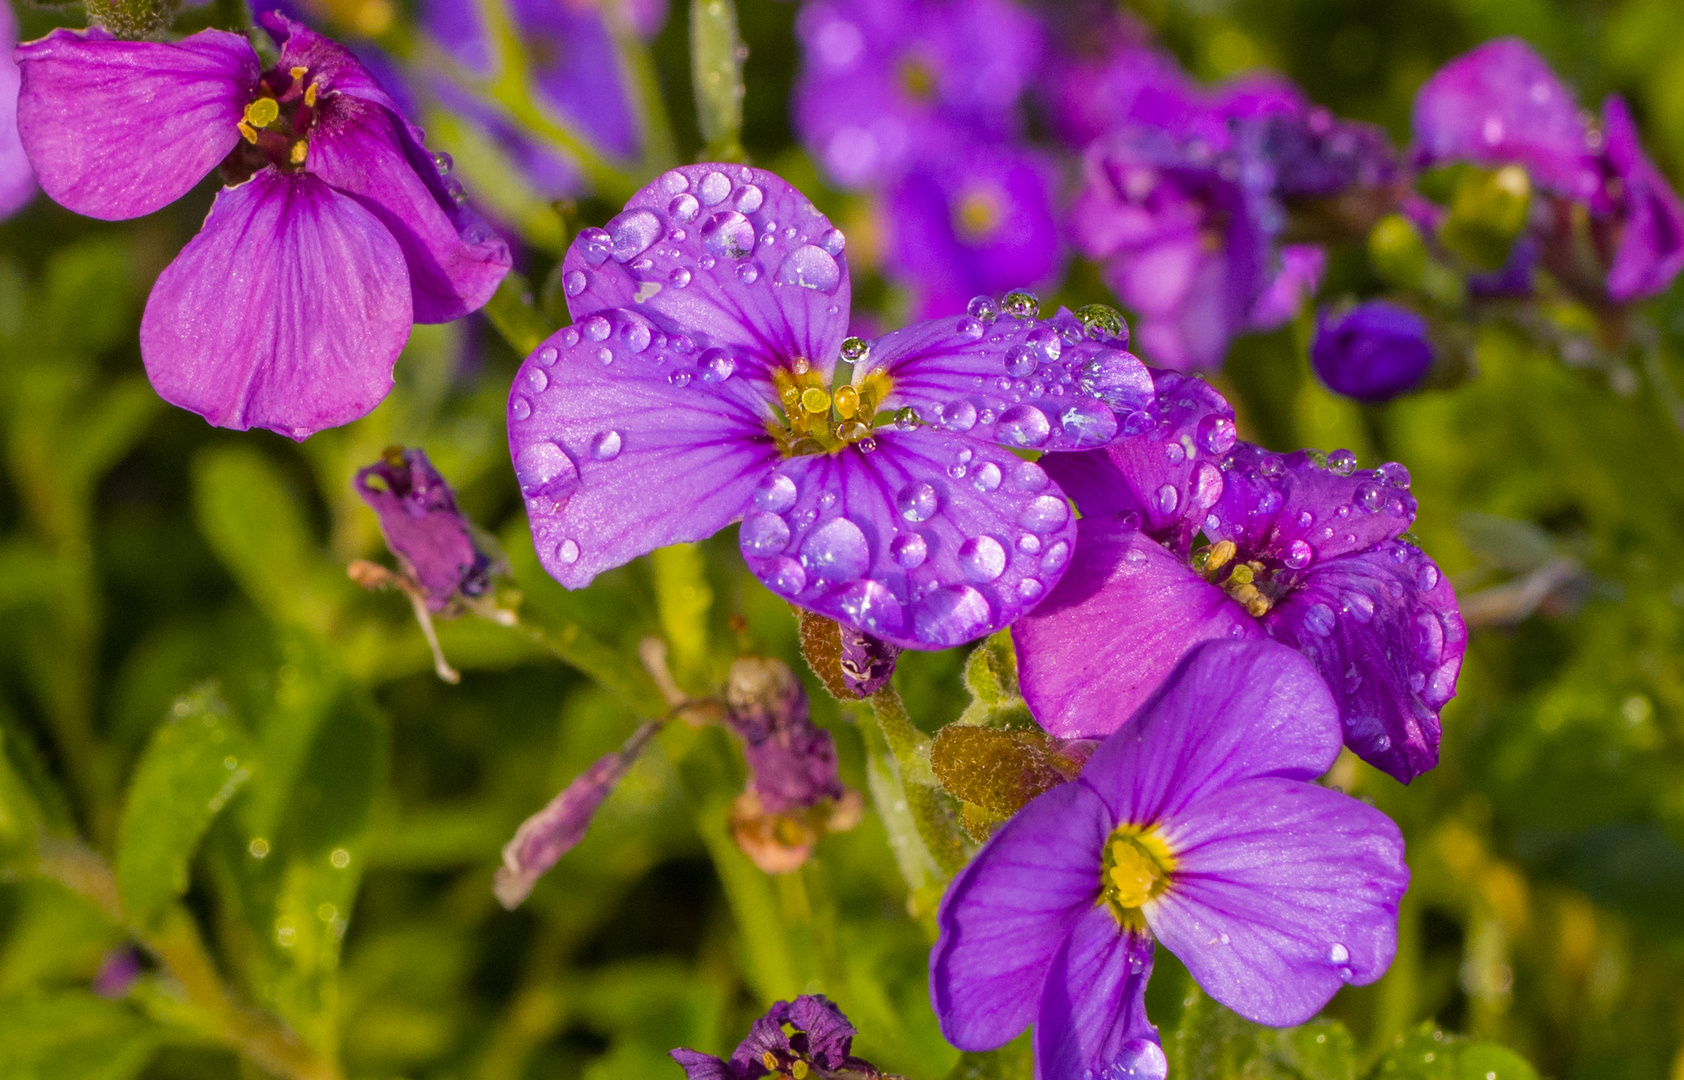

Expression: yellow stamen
xmin=762 ymin=1051 xmax=778 ymax=1072
xmin=1102 ymin=825 xmax=1175 ymax=923
xmin=792 ymin=1062 xmax=809 ymax=1080
xmin=1204 ymin=540 xmax=1237 ymax=574
xmin=833 ymin=384 xmax=860 ymax=419
xmin=243 ymin=97 xmax=280 ymax=128
xmin=801 ymin=387 xmax=831 ymax=414
xmin=290 ymin=140 xmax=309 ymax=165
xmin=238 ymin=121 xmax=259 ymax=144
xmin=290 ymin=66 xmax=308 ymax=82
xmin=304 ymin=82 xmax=319 ymax=107
xmin=954 ymin=186 xmax=1004 ymax=242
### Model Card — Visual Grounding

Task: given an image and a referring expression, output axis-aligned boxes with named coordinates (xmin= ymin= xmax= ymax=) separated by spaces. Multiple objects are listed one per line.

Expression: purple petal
xmin=139 ymin=169 xmax=410 ymax=439
xmin=788 ymin=995 xmax=857 ymax=1068
xmin=1410 ymin=37 xmax=1601 ymax=202
xmin=1310 ymin=301 xmax=1435 ymax=403
xmin=1039 ymin=23 xmax=1194 ymax=151
xmin=1033 ymin=908 xmax=1162 ymax=1080
xmin=669 ymin=1050 xmax=740 ymax=1080
xmin=1247 ymin=244 xmax=1326 ymax=330
xmin=306 ymin=91 xmax=510 ymax=322
xmin=266 ymin=13 xmax=411 ymax=122
xmin=507 ymin=309 xmax=782 ymax=588
xmin=0 ymin=3 xmax=35 ymax=220
xmin=931 ymin=779 xmax=1111 ymax=1051
xmin=1012 ymin=518 xmax=1259 ymax=741
xmin=508 ymin=0 xmax=640 ymax=158
xmin=1207 ymin=443 xmax=1416 ymax=565
xmin=561 ymin=164 xmax=850 ymax=379
xmin=1040 ymin=369 xmax=1234 ymax=552
xmin=354 ymin=448 xmax=492 ymax=611
xmin=1262 ymin=541 xmax=1464 ymax=783
xmin=860 ymin=309 xmax=1152 ymax=454
xmin=1602 ymin=95 xmax=1684 ymax=302
xmin=1145 ymin=777 xmax=1408 ymax=1026
xmin=1077 ymin=639 xmax=1343 ymax=826
xmin=839 ymin=628 xmax=900 ymax=697
xmin=738 ymin=429 xmax=1078 ymax=649
xmin=15 ymin=27 xmax=258 ymax=220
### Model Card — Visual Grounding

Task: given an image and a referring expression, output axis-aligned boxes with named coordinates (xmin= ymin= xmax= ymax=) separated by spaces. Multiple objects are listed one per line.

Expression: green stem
xmin=604 ymin=0 xmax=678 ymax=172
xmin=864 ymin=685 xmax=970 ymax=882
xmin=689 ymin=0 xmax=747 ymax=160
xmin=507 ymin=613 xmax=670 ymax=718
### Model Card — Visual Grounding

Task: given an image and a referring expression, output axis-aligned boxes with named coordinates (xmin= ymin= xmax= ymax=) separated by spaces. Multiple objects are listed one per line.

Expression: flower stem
xmin=865 ymin=684 xmax=970 ymax=880
xmin=504 ymin=612 xmax=671 ymax=718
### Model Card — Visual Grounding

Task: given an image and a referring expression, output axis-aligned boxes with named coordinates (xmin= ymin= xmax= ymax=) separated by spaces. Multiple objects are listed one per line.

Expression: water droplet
xmin=1284 ymin=539 xmax=1313 ymax=569
xmin=959 ymin=536 xmax=1007 ymax=583
xmin=894 ymin=406 xmax=920 ymax=430
xmin=1009 ymin=460 xmax=1049 ymax=492
xmin=582 ymin=315 xmax=611 ymax=342
xmin=658 ymin=169 xmax=689 ymax=193
xmin=768 ymin=556 xmax=806 ymax=595
xmin=515 ymin=442 xmax=578 ymax=500
xmin=997 ymin=404 xmax=1051 ymax=447
xmin=596 ymin=346 xmax=614 ymax=365
xmin=1190 ymin=461 xmax=1223 ymax=509
xmin=755 ymin=473 xmax=798 ymax=513
xmin=536 ymin=344 xmax=559 ymax=366
xmin=1164 ymin=441 xmax=1186 ymax=466
xmin=971 ymin=462 xmax=1002 ymax=492
xmin=890 ymin=532 xmax=927 ymax=568
xmin=1297 ymin=510 xmax=1314 ymax=527
xmin=1328 ymin=943 xmax=1350 ymax=965
xmin=433 ymin=150 xmax=454 ymax=174
xmin=510 ymin=396 xmax=531 ymax=421
xmin=800 ymin=517 xmax=870 ymax=583
xmin=1256 ymin=490 xmax=1283 ymax=514
xmin=591 ymin=430 xmax=622 ymax=460
xmin=668 ymin=194 xmax=700 ymax=224
xmin=579 ymin=227 xmax=612 ymax=265
xmin=525 ymin=367 xmax=549 ymax=393
xmin=556 ymin=539 xmax=580 ymax=564
xmin=563 ymin=269 xmax=588 ymax=297
xmin=607 ymin=209 xmax=662 ymax=263
xmin=1016 ymin=578 xmax=1044 ymax=600
xmin=701 ymin=349 xmax=736 ymax=382
xmin=1354 ymin=483 xmax=1383 ymax=513
xmin=837 ymin=579 xmax=904 ymax=635
xmin=1040 ymin=540 xmax=1070 ymax=573
xmin=619 ymin=318 xmax=651 ymax=353
xmin=1259 ymin=455 xmax=1285 ymax=479
xmin=956 ymin=317 xmax=985 ymax=340
xmin=947 ymin=463 xmax=968 ymax=480
xmin=698 ymin=170 xmax=731 ymax=205
xmin=1004 ymin=345 xmax=1038 ymax=377
xmin=1303 ymin=603 xmax=1335 ymax=636
xmin=561 ymin=327 xmax=580 ymax=348
xmin=1059 ymin=399 xmax=1118 ymax=448
xmin=1018 ymin=534 xmax=1041 ymax=554
xmin=1000 ymin=290 xmax=1039 ymax=319
xmin=1019 ymin=495 xmax=1070 ymax=534
xmin=741 ymin=511 xmax=792 ymax=556
xmin=1342 ymin=591 xmax=1375 ymax=623
xmin=913 ymin=585 xmax=993 ymax=644
xmin=1328 ymin=449 xmax=1357 ymax=475
xmin=1073 ymin=303 xmax=1128 ymax=344
xmin=669 ymin=266 xmax=692 ymax=288
xmin=1416 ymin=562 xmax=1440 ymax=591
xmin=890 ymin=481 xmax=937 ymax=524
xmin=776 ymin=245 xmax=842 ymax=291
xmin=1197 ymin=414 xmax=1236 ymax=455
xmin=702 ymin=211 xmax=756 ymax=259
xmin=737 ymin=262 xmax=760 ymax=284
xmin=1026 ymin=326 xmax=1062 ymax=363
xmin=1155 ymin=484 xmax=1180 ymax=515
xmin=941 ymin=399 xmax=978 ymax=433
xmin=967 ymin=295 xmax=999 ymax=323
xmin=840 ymin=336 xmax=869 ymax=362
xmin=733 ymin=184 xmax=764 ymax=213
xmin=668 ymin=370 xmax=691 ymax=387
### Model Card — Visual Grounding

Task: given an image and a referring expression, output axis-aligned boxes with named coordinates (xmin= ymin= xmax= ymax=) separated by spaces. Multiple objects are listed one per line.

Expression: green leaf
xmin=1172 ymin=987 xmax=1357 ymax=1080
xmin=0 ymin=991 xmax=161 ymax=1080
xmin=1369 ymin=1025 xmax=1539 ymax=1080
xmin=482 ymin=272 xmax=555 ymax=357
xmin=41 ymin=237 xmax=135 ymax=356
xmin=115 ymin=685 xmax=255 ymax=925
xmin=0 ymin=722 xmax=41 ymax=866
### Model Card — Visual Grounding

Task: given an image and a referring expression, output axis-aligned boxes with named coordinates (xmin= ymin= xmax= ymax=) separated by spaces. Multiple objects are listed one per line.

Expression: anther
xmin=290 ymin=140 xmax=308 ymax=165
xmin=304 ymin=83 xmax=319 ymax=107
xmin=833 ymin=384 xmax=861 ymax=419
xmin=243 ymin=97 xmax=280 ymax=128
xmin=801 ymin=387 xmax=831 ymax=414
xmin=238 ymin=121 xmax=259 ymax=144
xmin=290 ymin=65 xmax=308 ymax=82
xmin=762 ymin=1052 xmax=778 ymax=1071
xmin=1202 ymin=540 xmax=1236 ymax=576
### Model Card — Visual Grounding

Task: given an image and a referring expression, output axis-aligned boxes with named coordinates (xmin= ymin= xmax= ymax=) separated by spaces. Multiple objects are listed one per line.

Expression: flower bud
xmin=1311 ymin=301 xmax=1435 ymax=403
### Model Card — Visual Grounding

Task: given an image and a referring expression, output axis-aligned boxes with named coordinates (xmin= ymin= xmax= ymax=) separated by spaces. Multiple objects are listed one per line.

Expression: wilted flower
xmin=1310 ymin=301 xmax=1435 ymax=402
xmin=14 ymin=13 xmax=509 ymax=438
xmin=0 ymin=4 xmax=34 ymax=220
xmin=673 ymin=994 xmax=888 ymax=1080
xmin=793 ymin=0 xmax=1042 ymax=190
xmin=838 ymin=626 xmax=900 ymax=698
xmin=507 ymin=163 xmax=1154 ymax=649
xmin=1015 ymin=374 xmax=1464 ymax=783
xmin=931 ymin=640 xmax=1409 ymax=1080
xmin=355 ymin=447 xmax=496 ymax=612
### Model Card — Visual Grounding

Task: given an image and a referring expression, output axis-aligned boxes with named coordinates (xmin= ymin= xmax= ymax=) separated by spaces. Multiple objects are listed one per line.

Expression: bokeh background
xmin=2 ymin=0 xmax=1684 ymax=1077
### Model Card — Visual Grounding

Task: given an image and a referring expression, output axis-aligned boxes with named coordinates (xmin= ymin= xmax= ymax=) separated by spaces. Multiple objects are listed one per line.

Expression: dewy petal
xmin=307 ymin=91 xmax=510 ymax=322
xmin=1602 ymin=95 xmax=1684 ymax=302
xmin=1077 ymin=639 xmax=1343 ymax=827
xmin=140 ymin=169 xmax=410 ymax=439
xmin=740 ymin=429 xmax=1078 ymax=650
xmin=562 ymin=163 xmax=850 ymax=378
xmin=507 ymin=309 xmax=781 ymax=588
xmin=0 ymin=3 xmax=36 ymax=220
xmin=1145 ymin=776 xmax=1408 ymax=1026
xmin=1207 ymin=443 xmax=1416 ymax=565
xmin=1263 ymin=540 xmax=1464 ymax=783
xmin=1012 ymin=518 xmax=1259 ymax=741
xmin=1041 ymin=369 xmax=1234 ymax=553
xmin=860 ymin=308 xmax=1152 ymax=453
xmin=15 ymin=27 xmax=258 ymax=220
xmin=1410 ymin=37 xmax=1601 ymax=201
xmin=931 ymin=779 xmax=1111 ymax=1051
xmin=1034 ymin=908 xmax=1162 ymax=1080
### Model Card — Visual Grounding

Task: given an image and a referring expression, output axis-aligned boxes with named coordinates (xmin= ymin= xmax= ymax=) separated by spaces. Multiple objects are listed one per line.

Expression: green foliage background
xmin=2 ymin=0 xmax=1684 ymax=1077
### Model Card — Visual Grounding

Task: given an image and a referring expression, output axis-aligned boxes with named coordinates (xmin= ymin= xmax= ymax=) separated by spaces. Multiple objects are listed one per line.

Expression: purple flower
xmin=839 ymin=626 xmax=900 ymax=697
xmin=673 ymin=995 xmax=884 ymax=1080
xmin=727 ymin=657 xmax=846 ymax=816
xmin=1014 ymin=378 xmax=1464 ymax=783
xmin=355 ymin=447 xmax=495 ymax=611
xmin=884 ymin=142 xmax=1063 ymax=318
xmin=0 ymin=3 xmax=36 ymax=220
xmin=1411 ymin=38 xmax=1603 ymax=204
xmin=1601 ymin=95 xmax=1684 ymax=302
xmin=1236 ymin=90 xmax=1398 ymax=200
xmin=793 ymin=0 xmax=1042 ymax=190
xmin=507 ymin=163 xmax=1154 ymax=649
xmin=1310 ymin=301 xmax=1435 ymax=403
xmin=1034 ymin=7 xmax=1193 ymax=151
xmin=14 ymin=14 xmax=510 ymax=439
xmin=931 ymin=639 xmax=1408 ymax=1079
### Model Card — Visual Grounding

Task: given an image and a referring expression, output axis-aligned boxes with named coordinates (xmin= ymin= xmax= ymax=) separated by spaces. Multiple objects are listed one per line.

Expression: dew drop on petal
xmin=1356 ymin=483 xmax=1383 ymax=512
xmin=1284 ymin=539 xmax=1313 ymax=569
xmin=1040 ymin=540 xmax=1071 ymax=574
xmin=1017 ymin=578 xmax=1043 ymax=600
xmin=913 ymin=585 xmax=993 ymax=644
xmin=563 ymin=270 xmax=587 ymax=296
xmin=836 ymin=579 xmax=904 ymax=635
xmin=1019 ymin=495 xmax=1070 ymax=534
xmin=1303 ymin=603 xmax=1335 ymax=636
xmin=510 ymin=396 xmax=531 ymax=421
xmin=1163 ymin=441 xmax=1186 ymax=465
xmin=556 ymin=539 xmax=580 ymax=564
xmin=698 ymin=170 xmax=731 ymax=205
xmin=596 ymin=347 xmax=614 ymax=365
xmin=941 ymin=399 xmax=978 ymax=433
xmin=1190 ymin=461 xmax=1223 ymax=508
xmin=1416 ymin=562 xmax=1440 ymax=591
xmin=582 ymin=315 xmax=611 ymax=342
xmin=1342 ymin=591 xmax=1375 ymax=623
xmin=740 ymin=511 xmax=792 ymax=556
xmin=733 ymin=184 xmax=764 ymax=213
xmin=669 ymin=193 xmax=700 ymax=223
xmin=1059 ymin=399 xmax=1118 ymax=447
xmin=971 ymin=462 xmax=1002 ymax=492
xmin=536 ymin=345 xmax=559 ymax=366
xmin=619 ymin=318 xmax=652 ymax=353
xmin=701 ymin=349 xmax=736 ymax=382
xmin=820 ymin=228 xmax=846 ymax=255
xmin=997 ymin=404 xmax=1051 ymax=447
xmin=754 ymin=473 xmax=798 ymax=513
xmin=768 ymin=556 xmax=807 ymax=595
xmin=1027 ymin=326 xmax=1062 ymax=362
xmin=897 ymin=481 xmax=939 ymax=522
xmin=800 ymin=517 xmax=870 ymax=582
xmin=958 ymin=536 xmax=1007 ymax=583
xmin=669 ymin=266 xmax=692 ymax=288
xmin=1378 ymin=461 xmax=1411 ymax=489
xmin=1004 ymin=345 xmax=1038 ymax=377
xmin=702 ymin=211 xmax=757 ymax=259
xmin=890 ymin=532 xmax=927 ymax=568
xmin=561 ymin=327 xmax=580 ymax=348
xmin=1017 ymin=534 xmax=1041 ymax=554
xmin=1009 ymin=460 xmax=1049 ymax=492
xmin=659 ymin=169 xmax=688 ymax=193
xmin=776 ymin=245 xmax=842 ymax=292
xmin=1155 ymin=484 xmax=1180 ymax=515
xmin=738 ymin=262 xmax=760 ymax=284
xmin=967 ymin=295 xmax=999 ymax=323
xmin=590 ymin=430 xmax=622 ymax=461
xmin=607 ymin=209 xmax=662 ymax=263
xmin=578 ymin=227 xmax=611 ymax=265
xmin=1328 ymin=448 xmax=1357 ymax=475
xmin=1328 ymin=943 xmax=1350 ymax=965
xmin=1197 ymin=414 xmax=1237 ymax=455
xmin=515 ymin=442 xmax=579 ymax=500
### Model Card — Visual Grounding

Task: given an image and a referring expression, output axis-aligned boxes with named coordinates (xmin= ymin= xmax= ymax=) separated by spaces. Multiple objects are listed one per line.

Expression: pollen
xmin=290 ymin=66 xmax=308 ymax=82
xmin=953 ymin=185 xmax=1005 ymax=242
xmin=801 ymin=387 xmax=832 ymax=414
xmin=1102 ymin=825 xmax=1175 ymax=922
xmin=304 ymin=83 xmax=319 ymax=107
xmin=290 ymin=140 xmax=309 ymax=165
xmin=238 ymin=121 xmax=259 ymax=144
xmin=243 ymin=97 xmax=280 ymax=128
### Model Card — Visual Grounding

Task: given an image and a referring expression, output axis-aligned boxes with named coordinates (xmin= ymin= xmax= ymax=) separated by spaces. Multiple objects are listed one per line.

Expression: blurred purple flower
xmin=507 ymin=163 xmax=1155 ymax=649
xmin=1015 ymin=378 xmax=1464 ymax=783
xmin=1035 ymin=7 xmax=1193 ymax=151
xmin=14 ymin=14 xmax=510 ymax=439
xmin=0 ymin=4 xmax=36 ymax=220
xmin=92 ymin=946 xmax=142 ymax=999
xmin=1600 ymin=95 xmax=1684 ymax=301
xmin=931 ymin=639 xmax=1408 ymax=1080
xmin=1310 ymin=301 xmax=1435 ymax=402
xmin=884 ymin=142 xmax=1062 ymax=318
xmin=355 ymin=447 xmax=495 ymax=611
xmin=793 ymin=0 xmax=1042 ymax=190
xmin=673 ymin=995 xmax=884 ymax=1080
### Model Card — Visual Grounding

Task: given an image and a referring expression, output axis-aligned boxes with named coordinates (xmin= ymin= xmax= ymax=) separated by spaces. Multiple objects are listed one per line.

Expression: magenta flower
xmin=1311 ymin=301 xmax=1435 ymax=403
xmin=931 ymin=640 xmax=1409 ymax=1079
xmin=1014 ymin=375 xmax=1464 ymax=783
xmin=14 ymin=14 xmax=510 ymax=439
xmin=1600 ymin=94 xmax=1684 ymax=302
xmin=672 ymin=994 xmax=884 ymax=1080
xmin=355 ymin=447 xmax=495 ymax=611
xmin=0 ymin=3 xmax=35 ymax=220
xmin=507 ymin=164 xmax=1154 ymax=649
xmin=792 ymin=0 xmax=1042 ymax=190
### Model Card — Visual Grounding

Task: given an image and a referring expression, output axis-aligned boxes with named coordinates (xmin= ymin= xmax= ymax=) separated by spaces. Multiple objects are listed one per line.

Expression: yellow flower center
xmin=898 ymin=56 xmax=938 ymax=101
xmin=769 ymin=339 xmax=898 ymax=456
xmin=953 ymin=184 xmax=1006 ymax=243
xmin=1102 ymin=826 xmax=1175 ymax=924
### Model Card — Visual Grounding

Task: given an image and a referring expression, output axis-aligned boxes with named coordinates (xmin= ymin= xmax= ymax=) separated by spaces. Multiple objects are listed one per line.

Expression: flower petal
xmin=931 ymin=778 xmax=1111 ymax=1051
xmin=1602 ymin=94 xmax=1684 ymax=302
xmin=1262 ymin=541 xmax=1464 ymax=783
xmin=1034 ymin=908 xmax=1162 ymax=1080
xmin=562 ymin=164 xmax=850 ymax=378
xmin=1040 ymin=369 xmax=1234 ymax=553
xmin=0 ymin=3 xmax=36 ymax=220
xmin=1145 ymin=777 xmax=1408 ymax=1026
xmin=267 ymin=12 xmax=412 ymax=122
xmin=139 ymin=169 xmax=410 ymax=439
xmin=307 ymin=90 xmax=510 ymax=322
xmin=858 ymin=308 xmax=1152 ymax=453
xmin=15 ymin=27 xmax=258 ymax=220
xmin=1207 ymin=443 xmax=1416 ymax=565
xmin=1012 ymin=518 xmax=1259 ymax=741
xmin=507 ymin=308 xmax=781 ymax=588
xmin=739 ymin=428 xmax=1078 ymax=649
xmin=1077 ymin=639 xmax=1343 ymax=826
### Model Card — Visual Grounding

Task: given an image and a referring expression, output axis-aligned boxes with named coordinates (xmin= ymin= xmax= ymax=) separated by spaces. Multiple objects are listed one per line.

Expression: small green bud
xmin=1438 ymin=165 xmax=1532 ymax=271
xmin=1368 ymin=214 xmax=1430 ymax=290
